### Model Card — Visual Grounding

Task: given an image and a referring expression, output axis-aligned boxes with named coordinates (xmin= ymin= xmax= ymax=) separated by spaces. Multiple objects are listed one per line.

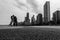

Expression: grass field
xmin=0 ymin=26 xmax=60 ymax=40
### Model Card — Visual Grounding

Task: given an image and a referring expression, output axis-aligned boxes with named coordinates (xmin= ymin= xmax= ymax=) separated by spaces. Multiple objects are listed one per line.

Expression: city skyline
xmin=0 ymin=0 xmax=60 ymax=25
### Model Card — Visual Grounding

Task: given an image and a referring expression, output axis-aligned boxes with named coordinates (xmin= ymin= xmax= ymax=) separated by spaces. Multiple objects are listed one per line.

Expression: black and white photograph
xmin=0 ymin=0 xmax=60 ymax=40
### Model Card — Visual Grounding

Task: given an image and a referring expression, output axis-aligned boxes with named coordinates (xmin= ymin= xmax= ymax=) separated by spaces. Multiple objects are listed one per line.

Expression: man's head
xmin=12 ymin=15 xmax=15 ymax=16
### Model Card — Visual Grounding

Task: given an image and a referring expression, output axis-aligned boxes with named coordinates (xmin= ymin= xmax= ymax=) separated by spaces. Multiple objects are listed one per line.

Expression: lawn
xmin=0 ymin=26 xmax=60 ymax=40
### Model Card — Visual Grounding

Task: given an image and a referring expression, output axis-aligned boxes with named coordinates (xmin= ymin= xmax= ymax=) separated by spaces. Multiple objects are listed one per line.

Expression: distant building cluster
xmin=9 ymin=1 xmax=60 ymax=26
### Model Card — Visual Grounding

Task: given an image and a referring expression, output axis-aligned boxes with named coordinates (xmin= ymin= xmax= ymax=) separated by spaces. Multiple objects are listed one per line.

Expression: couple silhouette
xmin=10 ymin=15 xmax=17 ymax=26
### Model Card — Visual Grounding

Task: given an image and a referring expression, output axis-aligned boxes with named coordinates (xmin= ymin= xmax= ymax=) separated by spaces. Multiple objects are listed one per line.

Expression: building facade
xmin=31 ymin=15 xmax=35 ymax=25
xmin=44 ymin=1 xmax=50 ymax=24
xmin=36 ymin=14 xmax=42 ymax=25
xmin=24 ymin=12 xmax=30 ymax=25
xmin=53 ymin=10 xmax=60 ymax=24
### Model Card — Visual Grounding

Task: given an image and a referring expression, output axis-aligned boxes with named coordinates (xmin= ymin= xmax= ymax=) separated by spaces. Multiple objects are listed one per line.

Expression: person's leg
xmin=15 ymin=20 xmax=17 ymax=26
xmin=10 ymin=21 xmax=12 ymax=26
xmin=13 ymin=22 xmax=15 ymax=26
xmin=15 ymin=22 xmax=17 ymax=26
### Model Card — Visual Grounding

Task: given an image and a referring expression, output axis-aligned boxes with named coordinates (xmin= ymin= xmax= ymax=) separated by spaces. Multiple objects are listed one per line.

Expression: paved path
xmin=0 ymin=26 xmax=60 ymax=29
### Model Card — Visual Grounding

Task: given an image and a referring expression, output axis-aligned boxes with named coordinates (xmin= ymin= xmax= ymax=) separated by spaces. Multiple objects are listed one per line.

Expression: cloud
xmin=26 ymin=0 xmax=40 ymax=13
xmin=15 ymin=0 xmax=40 ymax=13
xmin=15 ymin=0 xmax=29 ymax=11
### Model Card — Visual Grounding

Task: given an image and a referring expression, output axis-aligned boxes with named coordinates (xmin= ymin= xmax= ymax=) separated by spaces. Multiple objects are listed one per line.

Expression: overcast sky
xmin=0 ymin=0 xmax=60 ymax=25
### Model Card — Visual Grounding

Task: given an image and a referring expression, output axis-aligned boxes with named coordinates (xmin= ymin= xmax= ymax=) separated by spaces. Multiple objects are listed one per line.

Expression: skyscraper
xmin=27 ymin=12 xmax=29 ymax=19
xmin=36 ymin=13 xmax=42 ymax=25
xmin=53 ymin=10 xmax=60 ymax=24
xmin=44 ymin=1 xmax=50 ymax=24
xmin=53 ymin=12 xmax=57 ymax=24
xmin=31 ymin=15 xmax=35 ymax=25
xmin=24 ymin=12 xmax=30 ymax=25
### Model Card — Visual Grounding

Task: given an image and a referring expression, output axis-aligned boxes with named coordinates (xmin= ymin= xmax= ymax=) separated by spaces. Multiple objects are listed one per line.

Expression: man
xmin=10 ymin=15 xmax=15 ymax=26
xmin=13 ymin=16 xmax=17 ymax=26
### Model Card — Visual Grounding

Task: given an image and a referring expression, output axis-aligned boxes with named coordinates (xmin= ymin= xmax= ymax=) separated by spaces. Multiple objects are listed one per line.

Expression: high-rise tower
xmin=44 ymin=1 xmax=50 ymax=24
xmin=36 ymin=13 xmax=42 ymax=25
xmin=53 ymin=10 xmax=60 ymax=24
xmin=24 ymin=12 xmax=30 ymax=25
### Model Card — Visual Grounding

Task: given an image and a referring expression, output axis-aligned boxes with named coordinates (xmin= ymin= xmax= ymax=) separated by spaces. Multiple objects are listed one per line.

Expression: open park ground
xmin=0 ymin=26 xmax=60 ymax=40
